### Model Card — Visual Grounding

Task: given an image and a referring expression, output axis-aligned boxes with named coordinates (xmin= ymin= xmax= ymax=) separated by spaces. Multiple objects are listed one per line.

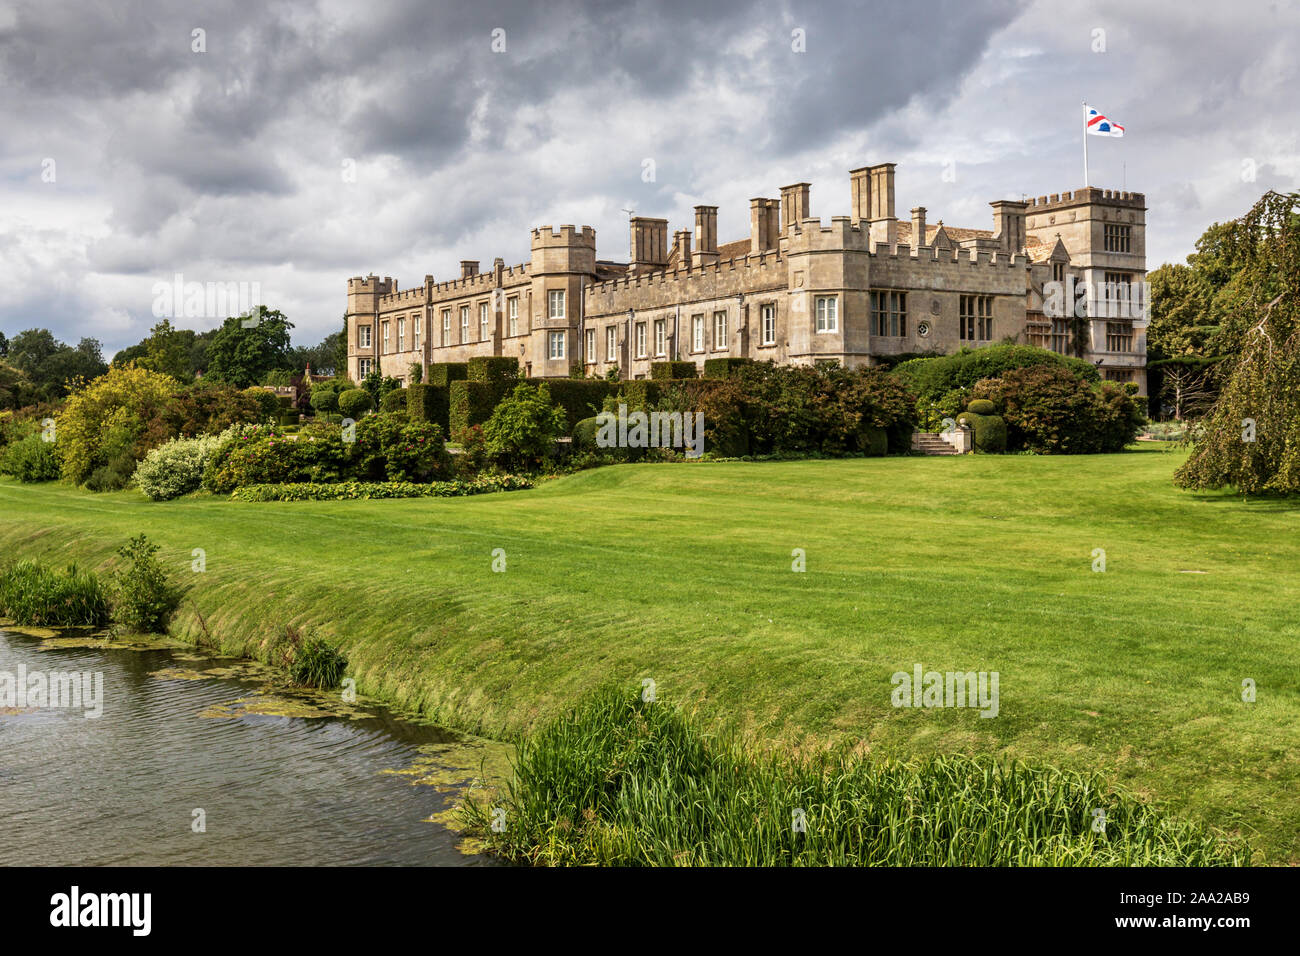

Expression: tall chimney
xmin=990 ymin=200 xmax=1028 ymax=254
xmin=764 ymin=199 xmax=780 ymax=248
xmin=868 ymin=164 xmax=896 ymax=221
xmin=779 ymin=183 xmax=811 ymax=235
xmin=850 ymin=166 xmax=872 ymax=225
xmin=694 ymin=205 xmax=719 ymax=266
xmin=460 ymin=260 xmax=480 ymax=279
xmin=629 ymin=217 xmax=669 ymax=272
xmin=750 ymin=198 xmax=772 ymax=254
xmin=673 ymin=229 xmax=693 ymax=270
xmin=911 ymin=207 xmax=927 ymax=250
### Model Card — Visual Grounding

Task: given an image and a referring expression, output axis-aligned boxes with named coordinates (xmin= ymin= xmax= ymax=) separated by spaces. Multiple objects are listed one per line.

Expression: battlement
xmin=428 ymin=262 xmax=531 ymax=297
xmin=585 ymin=245 xmax=785 ymax=298
xmin=1027 ymin=187 xmax=1146 ymax=209
xmin=782 ymin=216 xmax=1029 ymax=268
xmin=379 ymin=286 xmax=428 ymax=306
xmin=530 ymin=224 xmax=596 ymax=249
xmin=347 ymin=275 xmax=394 ymax=292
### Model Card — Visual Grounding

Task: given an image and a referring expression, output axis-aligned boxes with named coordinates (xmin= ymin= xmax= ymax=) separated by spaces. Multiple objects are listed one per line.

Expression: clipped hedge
xmin=407 ymin=382 xmax=450 ymax=431
xmin=956 ymin=411 xmax=1008 ymax=453
xmin=467 ymin=356 xmax=520 ymax=386
xmin=229 ymin=474 xmax=535 ymax=501
xmin=449 ymin=380 xmax=498 ymax=434
xmin=572 ymin=416 xmax=601 ymax=453
xmin=893 ymin=345 xmax=1099 ymax=405
xmin=650 ymin=361 xmax=698 ymax=380
xmin=427 ymin=362 xmax=469 ymax=387
xmin=337 ymin=388 xmax=373 ymax=419
xmin=531 ymin=379 xmax=615 ymax=433
xmin=966 ymin=398 xmax=997 ymax=415
xmin=380 ymin=387 xmax=408 ymax=414
xmin=702 ymin=357 xmax=754 ymax=379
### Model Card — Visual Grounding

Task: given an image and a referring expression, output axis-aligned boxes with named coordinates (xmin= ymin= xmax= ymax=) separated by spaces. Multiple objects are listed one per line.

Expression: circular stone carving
xmin=917 ymin=320 xmax=931 ymax=337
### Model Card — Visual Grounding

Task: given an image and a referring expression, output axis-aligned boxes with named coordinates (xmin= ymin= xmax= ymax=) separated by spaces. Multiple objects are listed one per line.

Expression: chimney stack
xmin=867 ymin=163 xmax=897 ymax=247
xmin=673 ymin=229 xmax=693 ymax=270
xmin=629 ymin=217 xmax=669 ymax=272
xmin=779 ymin=183 xmax=811 ymax=235
xmin=850 ymin=166 xmax=871 ymax=225
xmin=990 ymin=200 xmax=1028 ymax=254
xmin=911 ymin=207 xmax=927 ymax=250
xmin=694 ymin=205 xmax=719 ymax=266
xmin=460 ymin=260 xmax=479 ymax=279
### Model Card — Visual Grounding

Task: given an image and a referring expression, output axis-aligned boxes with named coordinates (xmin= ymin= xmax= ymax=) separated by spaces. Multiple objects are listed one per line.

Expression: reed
xmin=464 ymin=687 xmax=1248 ymax=867
xmin=0 ymin=559 xmax=111 ymax=627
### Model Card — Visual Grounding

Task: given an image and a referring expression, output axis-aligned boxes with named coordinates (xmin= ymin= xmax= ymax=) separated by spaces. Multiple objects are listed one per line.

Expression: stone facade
xmin=346 ymin=163 xmax=1148 ymax=393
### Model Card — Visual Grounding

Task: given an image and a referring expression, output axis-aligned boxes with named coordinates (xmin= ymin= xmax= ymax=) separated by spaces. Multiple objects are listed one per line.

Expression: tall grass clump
xmin=0 ymin=560 xmax=111 ymax=626
xmin=262 ymin=624 xmax=348 ymax=688
xmin=464 ymin=687 xmax=1247 ymax=867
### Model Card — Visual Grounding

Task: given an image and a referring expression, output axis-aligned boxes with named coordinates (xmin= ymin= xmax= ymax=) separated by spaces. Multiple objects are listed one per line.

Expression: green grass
xmin=0 ymin=559 xmax=111 ymax=626
xmin=462 ymin=687 xmax=1246 ymax=866
xmin=0 ymin=444 xmax=1296 ymax=862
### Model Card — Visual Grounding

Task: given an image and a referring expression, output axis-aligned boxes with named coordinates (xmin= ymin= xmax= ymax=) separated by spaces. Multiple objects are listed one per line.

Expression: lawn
xmin=1 ymin=444 xmax=1297 ymax=862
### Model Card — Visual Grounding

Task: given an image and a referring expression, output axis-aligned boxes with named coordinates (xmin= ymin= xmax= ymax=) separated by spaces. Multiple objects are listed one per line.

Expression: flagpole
xmin=1082 ymin=101 xmax=1089 ymax=186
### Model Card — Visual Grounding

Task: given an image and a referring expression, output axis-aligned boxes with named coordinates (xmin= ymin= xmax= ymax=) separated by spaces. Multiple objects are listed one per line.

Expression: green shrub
xmin=862 ymin=426 xmax=888 ymax=456
xmin=449 ymin=380 xmax=498 ymax=433
xmin=380 ymin=387 xmax=407 ymax=414
xmin=702 ymin=357 xmax=754 ymax=379
xmin=407 ymin=383 xmax=450 ymax=431
xmin=277 ymin=410 xmax=300 ymax=427
xmin=111 ymin=534 xmax=186 ymax=634
xmin=956 ymin=411 xmax=1008 ymax=453
xmin=428 ymin=362 xmax=469 ymax=388
xmin=84 ymin=451 xmax=138 ymax=492
xmin=972 ymin=365 xmax=1141 ymax=454
xmin=354 ymin=414 xmax=451 ymax=481
xmin=893 ymin=345 xmax=1099 ymax=407
xmin=337 ymin=388 xmax=373 ymax=419
xmin=0 ymin=434 xmax=60 ymax=482
xmin=467 ymin=356 xmax=520 ymax=387
xmin=483 ymin=382 xmax=567 ymax=470
xmin=310 ymin=385 xmax=339 ymax=415
xmin=133 ymin=433 xmax=223 ymax=501
xmin=0 ymin=560 xmax=111 ymax=626
xmin=966 ymin=398 xmax=997 ymax=415
xmin=451 ymin=425 xmax=487 ymax=477
xmin=242 ymin=387 xmax=283 ymax=421
xmin=650 ymin=361 xmax=698 ymax=380
xmin=572 ymin=417 xmax=601 ymax=453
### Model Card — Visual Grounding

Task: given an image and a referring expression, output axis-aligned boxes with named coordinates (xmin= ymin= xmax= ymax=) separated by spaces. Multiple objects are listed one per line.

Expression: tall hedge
xmin=380 ymin=388 xmax=407 ymax=414
xmin=892 ymin=345 xmax=1099 ymax=404
xmin=407 ymin=382 xmax=450 ymax=431
xmin=702 ymin=357 xmax=754 ymax=379
xmin=428 ymin=363 xmax=469 ymax=387
xmin=527 ymin=379 xmax=614 ymax=434
xmin=467 ymin=356 xmax=520 ymax=387
xmin=955 ymin=411 xmax=1008 ymax=453
xmin=449 ymin=380 xmax=498 ymax=433
xmin=650 ymin=361 xmax=698 ymax=380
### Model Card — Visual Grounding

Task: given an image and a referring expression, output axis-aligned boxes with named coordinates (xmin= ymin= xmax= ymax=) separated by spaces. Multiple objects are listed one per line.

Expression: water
xmin=0 ymin=629 xmax=499 ymax=866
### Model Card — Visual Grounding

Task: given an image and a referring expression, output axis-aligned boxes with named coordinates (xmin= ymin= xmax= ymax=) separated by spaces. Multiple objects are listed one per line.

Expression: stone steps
xmin=911 ymin=432 xmax=963 ymax=456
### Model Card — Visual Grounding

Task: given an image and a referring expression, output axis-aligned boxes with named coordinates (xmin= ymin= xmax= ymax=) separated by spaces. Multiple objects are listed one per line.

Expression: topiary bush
xmin=534 ymin=379 xmax=615 ymax=433
xmin=133 ymin=433 xmax=223 ymax=501
xmin=310 ymin=385 xmax=340 ymax=415
xmin=407 ymin=382 xmax=450 ymax=431
xmin=702 ymin=357 xmax=754 ymax=379
xmin=428 ymin=362 xmax=469 ymax=387
xmin=467 ymin=356 xmax=520 ymax=387
xmin=242 ymin=387 xmax=283 ymax=422
xmin=337 ymin=388 xmax=373 ymax=419
xmin=956 ymin=411 xmax=1008 ymax=453
xmin=966 ymin=398 xmax=997 ymax=415
xmin=380 ymin=387 xmax=407 ymax=414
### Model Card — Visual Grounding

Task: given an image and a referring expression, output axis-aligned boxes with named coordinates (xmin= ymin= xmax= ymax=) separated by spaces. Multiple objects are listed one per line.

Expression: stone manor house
xmin=346 ymin=162 xmax=1148 ymax=394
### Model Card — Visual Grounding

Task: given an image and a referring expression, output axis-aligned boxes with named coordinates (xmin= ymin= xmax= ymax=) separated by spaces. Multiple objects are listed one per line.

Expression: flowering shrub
xmin=228 ymin=474 xmax=534 ymax=501
xmin=133 ymin=433 xmax=224 ymax=500
xmin=355 ymin=414 xmax=451 ymax=481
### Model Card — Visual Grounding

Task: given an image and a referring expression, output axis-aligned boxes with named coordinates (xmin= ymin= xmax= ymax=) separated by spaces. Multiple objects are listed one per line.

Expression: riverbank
xmin=1 ymin=447 xmax=1297 ymax=862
